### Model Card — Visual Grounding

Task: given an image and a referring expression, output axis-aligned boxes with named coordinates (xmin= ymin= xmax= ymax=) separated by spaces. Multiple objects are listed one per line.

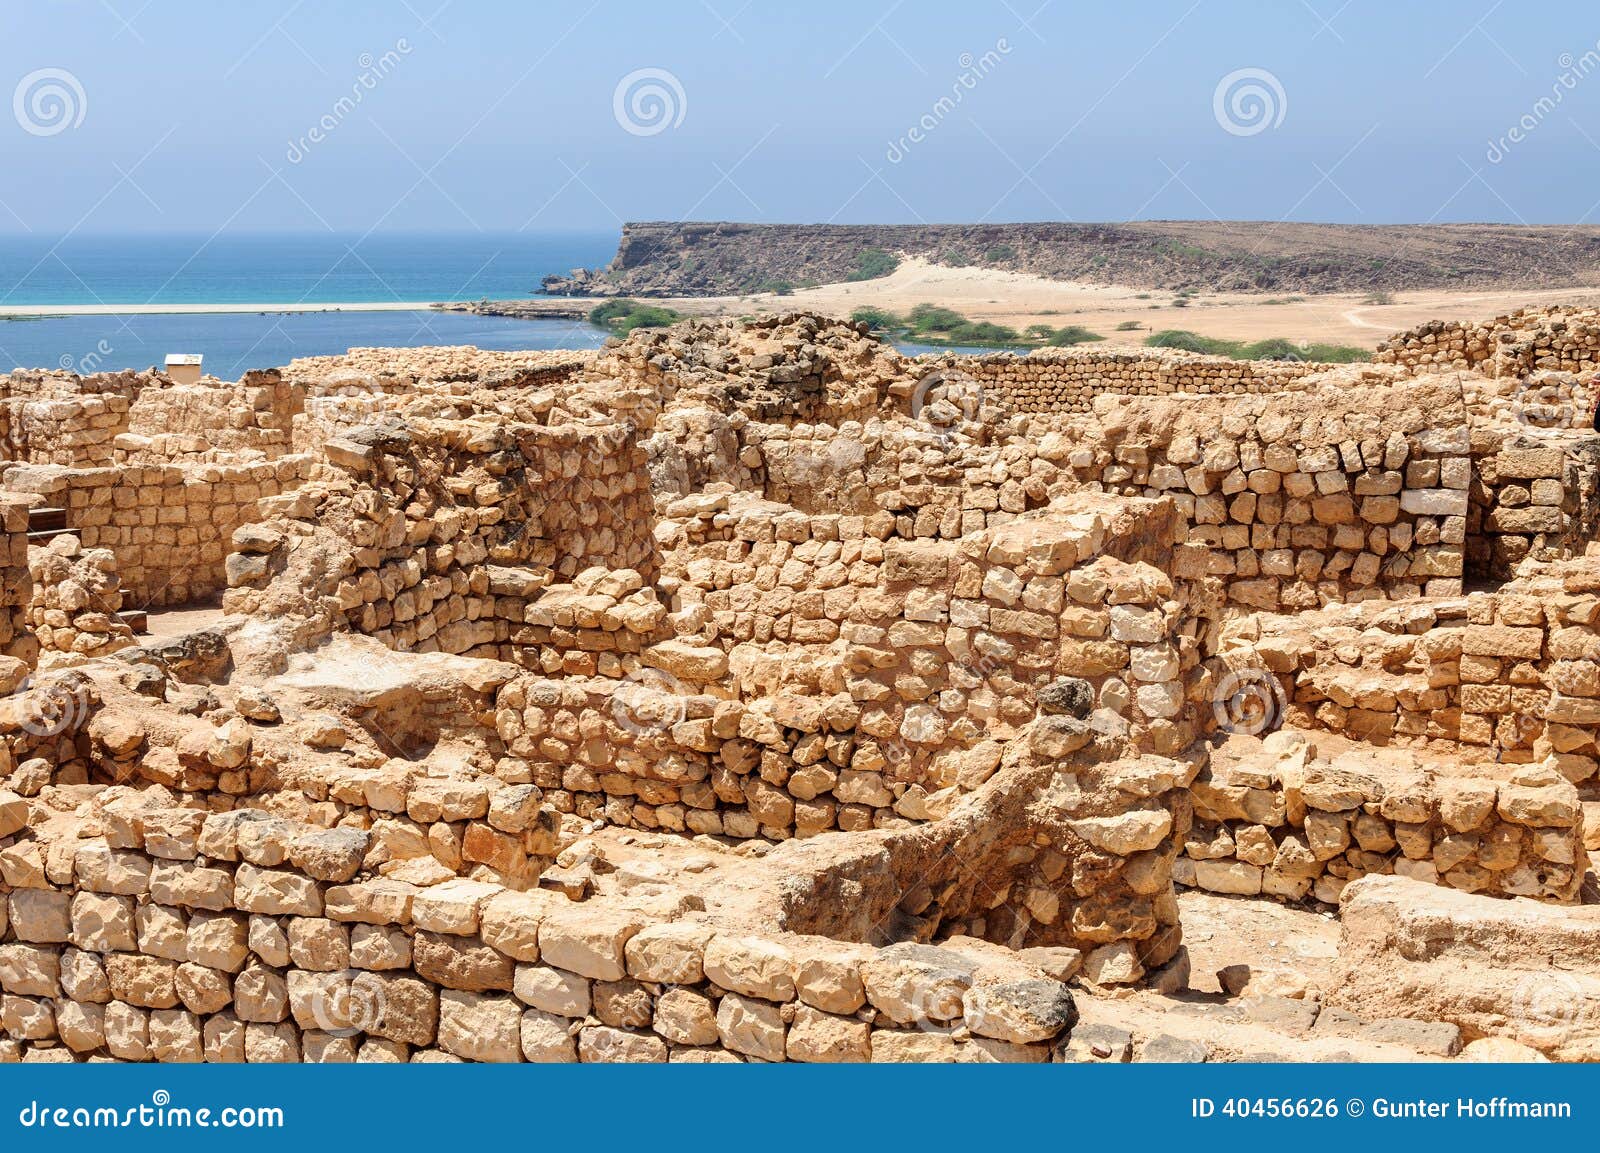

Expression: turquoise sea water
xmin=0 ymin=230 xmax=620 ymax=375
xmin=0 ymin=310 xmax=612 ymax=379
xmin=0 ymin=231 xmax=617 ymax=306
xmin=0 ymin=231 xmax=993 ymax=374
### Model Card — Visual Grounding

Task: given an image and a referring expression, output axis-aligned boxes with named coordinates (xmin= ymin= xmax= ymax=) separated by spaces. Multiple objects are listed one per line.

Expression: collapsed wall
xmin=222 ymin=416 xmax=659 ymax=660
xmin=1374 ymin=305 xmax=1600 ymax=378
xmin=6 ymin=307 xmax=1600 ymax=1063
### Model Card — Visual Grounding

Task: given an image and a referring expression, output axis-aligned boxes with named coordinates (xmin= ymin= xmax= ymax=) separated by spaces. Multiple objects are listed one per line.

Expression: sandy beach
xmin=724 ymin=259 xmax=1600 ymax=351
xmin=469 ymin=258 xmax=1600 ymax=352
xmin=0 ymin=301 xmax=438 ymax=317
xmin=12 ymin=261 xmax=1600 ymax=355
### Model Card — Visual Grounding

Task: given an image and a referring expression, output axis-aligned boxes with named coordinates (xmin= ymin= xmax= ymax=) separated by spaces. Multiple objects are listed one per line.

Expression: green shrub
xmin=1145 ymin=329 xmax=1232 ymax=355
xmin=1243 ymin=338 xmax=1304 ymax=361
xmin=983 ymin=243 xmax=1018 ymax=264
xmin=947 ymin=320 xmax=1021 ymax=344
xmin=850 ymin=306 xmax=900 ymax=331
xmin=1043 ymin=325 xmax=1104 ymax=346
xmin=1144 ymin=330 xmax=1369 ymax=363
xmin=907 ymin=304 xmax=967 ymax=334
xmin=846 ymin=248 xmax=900 ymax=281
xmin=588 ymin=299 xmax=684 ymax=334
xmin=1286 ymin=341 xmax=1369 ymax=363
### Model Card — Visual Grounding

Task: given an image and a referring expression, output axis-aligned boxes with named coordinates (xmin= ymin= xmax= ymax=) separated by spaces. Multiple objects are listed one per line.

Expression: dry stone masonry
xmin=4 ymin=307 xmax=1600 ymax=1062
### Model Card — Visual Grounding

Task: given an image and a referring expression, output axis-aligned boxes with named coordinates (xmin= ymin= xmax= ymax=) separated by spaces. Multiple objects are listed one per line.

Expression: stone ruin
xmin=3 ymin=308 xmax=1600 ymax=1062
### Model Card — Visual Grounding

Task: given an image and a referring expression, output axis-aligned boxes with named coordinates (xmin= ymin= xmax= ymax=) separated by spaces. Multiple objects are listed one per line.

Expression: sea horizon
xmin=0 ymin=229 xmax=619 ymax=308
xmin=0 ymin=230 xmax=623 ymax=374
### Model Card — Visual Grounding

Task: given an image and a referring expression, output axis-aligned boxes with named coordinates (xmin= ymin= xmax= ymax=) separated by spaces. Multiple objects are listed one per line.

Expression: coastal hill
xmin=542 ymin=220 xmax=1600 ymax=298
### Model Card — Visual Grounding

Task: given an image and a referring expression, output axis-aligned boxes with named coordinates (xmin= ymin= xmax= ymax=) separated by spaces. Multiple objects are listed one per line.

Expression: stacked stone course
xmin=9 ymin=307 xmax=1600 ymax=1062
xmin=0 ymin=803 xmax=1082 ymax=1062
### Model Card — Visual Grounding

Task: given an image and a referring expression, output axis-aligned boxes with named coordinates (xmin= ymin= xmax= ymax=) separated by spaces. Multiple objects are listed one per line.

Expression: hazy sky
xmin=4 ymin=0 xmax=1600 ymax=235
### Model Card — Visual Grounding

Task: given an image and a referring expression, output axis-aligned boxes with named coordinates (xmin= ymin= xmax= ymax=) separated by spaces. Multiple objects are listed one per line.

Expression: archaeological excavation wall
xmin=1229 ymin=552 xmax=1600 ymax=773
xmin=756 ymin=371 xmax=1473 ymax=612
xmin=1468 ymin=436 xmax=1600 ymax=580
xmin=0 ymin=788 xmax=1080 ymax=1063
xmin=1 ymin=456 xmax=318 ymax=609
xmin=1178 ymin=731 xmax=1583 ymax=905
xmin=11 ymin=308 xmax=1600 ymax=1064
xmin=1070 ymin=375 xmax=1472 ymax=608
xmin=223 ymin=415 xmax=659 ymax=658
xmin=1375 ymin=305 xmax=1600 ymax=378
xmin=0 ymin=495 xmax=32 ymax=662
xmin=118 ymin=372 xmax=303 ymax=462
xmin=913 ymin=348 xmax=1332 ymax=415
xmin=494 ymin=495 xmax=1194 ymax=846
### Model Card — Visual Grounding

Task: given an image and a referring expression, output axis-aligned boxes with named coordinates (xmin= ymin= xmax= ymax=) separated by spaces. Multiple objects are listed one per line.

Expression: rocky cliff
xmin=543 ymin=220 xmax=1600 ymax=297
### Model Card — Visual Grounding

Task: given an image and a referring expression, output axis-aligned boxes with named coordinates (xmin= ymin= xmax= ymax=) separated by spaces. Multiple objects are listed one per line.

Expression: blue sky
xmin=3 ymin=0 xmax=1599 ymax=234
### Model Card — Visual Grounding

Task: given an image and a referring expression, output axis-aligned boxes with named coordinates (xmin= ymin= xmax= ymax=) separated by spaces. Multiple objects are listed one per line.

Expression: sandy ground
xmin=11 ymin=258 xmax=1600 ymax=350
xmin=0 ymin=301 xmax=434 ymax=317
xmin=1177 ymin=890 xmax=1341 ymax=995
xmin=737 ymin=259 xmax=1600 ymax=350
xmin=143 ymin=602 xmax=228 ymax=640
xmin=501 ymin=258 xmax=1600 ymax=351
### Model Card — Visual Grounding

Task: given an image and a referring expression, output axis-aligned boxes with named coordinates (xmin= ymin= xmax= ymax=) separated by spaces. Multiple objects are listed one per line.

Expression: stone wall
xmin=1375 ymin=307 xmax=1600 ymax=377
xmin=26 ymin=537 xmax=135 ymax=660
xmin=492 ymin=496 xmax=1195 ymax=842
xmin=749 ymin=373 xmax=1474 ymax=612
xmin=1468 ymin=436 xmax=1600 ymax=580
xmin=0 ymin=496 xmax=32 ymax=664
xmin=0 ymin=794 xmax=1078 ymax=1062
xmin=117 ymin=372 xmax=304 ymax=462
xmin=0 ymin=370 xmax=305 ymax=468
xmin=224 ymin=417 xmax=660 ymax=658
xmin=1180 ymin=732 xmax=1583 ymax=905
xmin=912 ymin=348 xmax=1334 ymax=416
xmin=3 ymin=457 xmax=318 ymax=609
xmin=2 ymin=394 xmax=130 ymax=466
xmin=1085 ymin=378 xmax=1472 ymax=609
xmin=1233 ymin=552 xmax=1600 ymax=770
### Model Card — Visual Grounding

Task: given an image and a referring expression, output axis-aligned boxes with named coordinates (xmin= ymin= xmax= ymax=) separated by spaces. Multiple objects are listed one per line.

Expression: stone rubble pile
xmin=3 ymin=306 xmax=1600 ymax=1062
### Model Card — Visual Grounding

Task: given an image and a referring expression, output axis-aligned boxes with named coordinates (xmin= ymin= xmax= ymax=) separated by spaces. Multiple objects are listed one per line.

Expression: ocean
xmin=0 ymin=231 xmax=979 ymax=375
xmin=0 ymin=231 xmax=617 ymax=306
xmin=0 ymin=231 xmax=619 ymax=376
